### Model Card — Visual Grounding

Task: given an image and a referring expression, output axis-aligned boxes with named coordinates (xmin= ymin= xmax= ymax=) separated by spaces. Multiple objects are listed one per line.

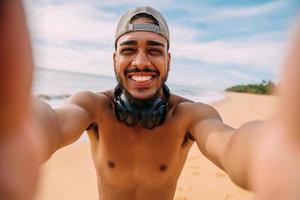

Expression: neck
xmin=123 ymin=89 xmax=161 ymax=108
xmin=115 ymin=84 xmax=170 ymax=109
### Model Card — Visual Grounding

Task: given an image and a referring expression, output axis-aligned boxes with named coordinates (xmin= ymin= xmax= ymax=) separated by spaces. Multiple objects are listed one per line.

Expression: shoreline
xmin=213 ymin=92 xmax=278 ymax=128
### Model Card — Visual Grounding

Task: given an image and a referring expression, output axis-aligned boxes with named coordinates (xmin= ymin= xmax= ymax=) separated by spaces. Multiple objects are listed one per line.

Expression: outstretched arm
xmin=188 ymin=23 xmax=300 ymax=195
xmin=32 ymin=91 xmax=99 ymax=161
xmin=187 ymin=104 xmax=261 ymax=189
xmin=251 ymin=23 xmax=300 ymax=200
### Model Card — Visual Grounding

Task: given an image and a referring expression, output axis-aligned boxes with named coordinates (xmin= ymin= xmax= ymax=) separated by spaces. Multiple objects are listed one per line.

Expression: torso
xmin=86 ymin=91 xmax=195 ymax=200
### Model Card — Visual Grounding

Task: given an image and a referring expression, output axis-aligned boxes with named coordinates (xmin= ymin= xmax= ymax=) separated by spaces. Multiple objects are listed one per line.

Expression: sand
xmin=34 ymin=92 xmax=279 ymax=200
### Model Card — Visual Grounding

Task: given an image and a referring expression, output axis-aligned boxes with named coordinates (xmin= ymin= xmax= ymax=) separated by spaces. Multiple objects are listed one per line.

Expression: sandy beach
xmin=34 ymin=92 xmax=278 ymax=200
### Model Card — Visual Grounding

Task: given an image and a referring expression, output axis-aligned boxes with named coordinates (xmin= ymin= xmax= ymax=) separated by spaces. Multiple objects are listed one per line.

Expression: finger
xmin=278 ymin=20 xmax=300 ymax=140
xmin=0 ymin=0 xmax=33 ymax=136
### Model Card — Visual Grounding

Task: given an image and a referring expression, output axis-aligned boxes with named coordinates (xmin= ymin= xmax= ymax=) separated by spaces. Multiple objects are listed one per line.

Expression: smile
xmin=126 ymin=72 xmax=158 ymax=88
xmin=126 ymin=71 xmax=158 ymax=82
xmin=131 ymin=75 xmax=152 ymax=82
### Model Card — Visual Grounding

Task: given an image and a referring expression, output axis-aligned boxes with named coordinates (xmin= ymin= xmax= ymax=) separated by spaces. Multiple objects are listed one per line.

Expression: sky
xmin=24 ymin=0 xmax=300 ymax=90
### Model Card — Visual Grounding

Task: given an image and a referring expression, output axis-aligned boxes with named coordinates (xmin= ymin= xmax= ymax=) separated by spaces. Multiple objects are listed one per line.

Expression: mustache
xmin=124 ymin=67 xmax=160 ymax=75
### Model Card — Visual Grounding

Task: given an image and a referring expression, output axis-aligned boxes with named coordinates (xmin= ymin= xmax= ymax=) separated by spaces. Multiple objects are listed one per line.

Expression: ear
xmin=167 ymin=52 xmax=171 ymax=72
xmin=113 ymin=52 xmax=116 ymax=70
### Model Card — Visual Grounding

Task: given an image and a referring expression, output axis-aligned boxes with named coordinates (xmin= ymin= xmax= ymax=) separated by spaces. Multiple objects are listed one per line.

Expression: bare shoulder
xmin=171 ymin=93 xmax=220 ymax=120
xmin=63 ymin=90 xmax=111 ymax=118
xmin=67 ymin=90 xmax=109 ymax=105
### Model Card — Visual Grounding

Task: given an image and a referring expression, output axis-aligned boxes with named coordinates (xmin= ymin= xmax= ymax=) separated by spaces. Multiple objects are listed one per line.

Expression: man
xmin=1 ymin=2 xmax=300 ymax=200
xmin=8 ymin=4 xmax=300 ymax=200
xmin=32 ymin=6 xmax=270 ymax=199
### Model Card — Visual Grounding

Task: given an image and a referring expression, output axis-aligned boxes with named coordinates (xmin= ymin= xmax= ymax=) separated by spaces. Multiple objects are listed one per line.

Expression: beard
xmin=114 ymin=67 xmax=169 ymax=102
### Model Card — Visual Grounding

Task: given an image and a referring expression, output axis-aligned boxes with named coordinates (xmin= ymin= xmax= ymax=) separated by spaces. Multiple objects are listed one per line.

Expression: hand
xmin=0 ymin=124 xmax=45 ymax=200
xmin=251 ymin=122 xmax=300 ymax=200
xmin=250 ymin=24 xmax=300 ymax=200
xmin=0 ymin=1 xmax=45 ymax=199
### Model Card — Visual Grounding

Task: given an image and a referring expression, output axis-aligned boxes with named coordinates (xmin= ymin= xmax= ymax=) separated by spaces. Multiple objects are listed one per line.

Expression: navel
xmin=159 ymin=164 xmax=168 ymax=172
xmin=107 ymin=160 xmax=116 ymax=169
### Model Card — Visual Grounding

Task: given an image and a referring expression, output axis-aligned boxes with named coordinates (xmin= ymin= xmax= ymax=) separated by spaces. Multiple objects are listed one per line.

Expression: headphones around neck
xmin=113 ymin=84 xmax=170 ymax=129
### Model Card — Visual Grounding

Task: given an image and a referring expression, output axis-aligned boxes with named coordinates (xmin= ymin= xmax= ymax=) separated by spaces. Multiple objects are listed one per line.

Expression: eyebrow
xmin=147 ymin=40 xmax=165 ymax=47
xmin=119 ymin=40 xmax=138 ymax=46
xmin=119 ymin=40 xmax=165 ymax=47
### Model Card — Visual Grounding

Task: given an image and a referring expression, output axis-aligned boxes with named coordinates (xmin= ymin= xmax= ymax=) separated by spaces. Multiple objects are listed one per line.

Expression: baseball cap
xmin=115 ymin=6 xmax=170 ymax=49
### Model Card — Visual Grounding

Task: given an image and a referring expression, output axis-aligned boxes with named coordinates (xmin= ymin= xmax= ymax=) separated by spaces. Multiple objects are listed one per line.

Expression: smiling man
xmin=32 ymin=6 xmax=300 ymax=200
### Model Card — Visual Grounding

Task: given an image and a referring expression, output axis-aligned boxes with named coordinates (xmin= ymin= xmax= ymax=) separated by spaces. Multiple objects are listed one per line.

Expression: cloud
xmin=172 ymin=36 xmax=288 ymax=70
xmin=174 ymin=1 xmax=288 ymax=25
xmin=215 ymin=1 xmax=286 ymax=19
xmin=25 ymin=1 xmax=117 ymax=76
xmin=169 ymin=23 xmax=203 ymax=44
xmin=96 ymin=0 xmax=173 ymax=7
xmin=168 ymin=64 xmax=216 ymax=86
xmin=26 ymin=2 xmax=118 ymax=44
xmin=33 ymin=43 xmax=114 ymax=76
xmin=226 ymin=70 xmax=255 ymax=81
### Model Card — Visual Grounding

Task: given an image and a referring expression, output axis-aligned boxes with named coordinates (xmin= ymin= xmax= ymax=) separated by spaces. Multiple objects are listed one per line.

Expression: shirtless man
xmin=32 ymin=6 xmax=273 ymax=199
xmin=0 ymin=0 xmax=300 ymax=200
xmin=3 ymin=3 xmax=300 ymax=200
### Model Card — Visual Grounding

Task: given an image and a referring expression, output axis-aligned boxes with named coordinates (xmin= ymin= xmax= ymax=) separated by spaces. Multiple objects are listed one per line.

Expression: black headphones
xmin=113 ymin=84 xmax=170 ymax=129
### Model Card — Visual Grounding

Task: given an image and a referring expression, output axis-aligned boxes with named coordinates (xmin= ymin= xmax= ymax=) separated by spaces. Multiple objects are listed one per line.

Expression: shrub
xmin=225 ymin=80 xmax=275 ymax=95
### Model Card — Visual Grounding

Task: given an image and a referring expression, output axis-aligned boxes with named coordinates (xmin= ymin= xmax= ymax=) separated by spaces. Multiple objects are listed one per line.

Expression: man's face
xmin=113 ymin=30 xmax=170 ymax=100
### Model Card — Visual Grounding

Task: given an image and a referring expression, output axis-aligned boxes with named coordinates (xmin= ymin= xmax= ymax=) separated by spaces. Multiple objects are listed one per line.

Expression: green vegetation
xmin=225 ymin=80 xmax=275 ymax=95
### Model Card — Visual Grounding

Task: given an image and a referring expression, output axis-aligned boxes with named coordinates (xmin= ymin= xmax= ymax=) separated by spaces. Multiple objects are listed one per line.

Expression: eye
xmin=148 ymin=48 xmax=163 ymax=56
xmin=120 ymin=48 xmax=135 ymax=55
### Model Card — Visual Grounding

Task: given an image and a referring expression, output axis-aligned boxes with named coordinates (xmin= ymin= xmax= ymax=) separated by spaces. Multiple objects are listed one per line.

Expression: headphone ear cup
xmin=140 ymin=108 xmax=155 ymax=129
xmin=157 ymin=103 xmax=167 ymax=125
xmin=114 ymin=97 xmax=127 ymax=122
xmin=114 ymin=84 xmax=170 ymax=129
xmin=124 ymin=102 xmax=139 ymax=126
xmin=152 ymin=99 xmax=167 ymax=126
xmin=140 ymin=98 xmax=166 ymax=129
xmin=130 ymin=110 xmax=140 ymax=126
xmin=114 ymin=85 xmax=139 ymax=127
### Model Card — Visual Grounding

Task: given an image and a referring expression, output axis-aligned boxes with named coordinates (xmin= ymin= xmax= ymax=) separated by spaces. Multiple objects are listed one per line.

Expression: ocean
xmin=32 ymin=68 xmax=225 ymax=107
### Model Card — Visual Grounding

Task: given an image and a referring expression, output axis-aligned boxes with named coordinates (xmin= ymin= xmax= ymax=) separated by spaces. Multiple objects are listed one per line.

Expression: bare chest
xmin=86 ymin=115 xmax=194 ymax=189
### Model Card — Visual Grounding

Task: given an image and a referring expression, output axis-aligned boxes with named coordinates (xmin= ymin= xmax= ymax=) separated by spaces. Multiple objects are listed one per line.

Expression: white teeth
xmin=131 ymin=75 xmax=152 ymax=82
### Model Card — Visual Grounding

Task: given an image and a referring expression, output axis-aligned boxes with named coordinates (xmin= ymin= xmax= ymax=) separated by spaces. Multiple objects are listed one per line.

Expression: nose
xmin=132 ymin=51 xmax=151 ymax=69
